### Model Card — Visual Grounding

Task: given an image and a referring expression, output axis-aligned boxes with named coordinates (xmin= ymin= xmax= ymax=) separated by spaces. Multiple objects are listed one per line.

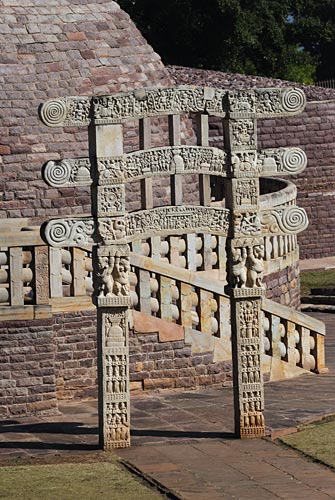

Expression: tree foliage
xmin=118 ymin=0 xmax=335 ymax=83
xmin=290 ymin=0 xmax=335 ymax=81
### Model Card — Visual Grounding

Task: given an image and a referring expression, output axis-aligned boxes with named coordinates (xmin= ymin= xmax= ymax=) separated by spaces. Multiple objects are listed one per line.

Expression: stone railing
xmin=0 ymin=220 xmax=326 ymax=375
xmin=131 ymin=253 xmax=326 ymax=375
xmin=0 ymin=176 xmax=301 ymax=313
xmin=262 ymin=297 xmax=326 ymax=374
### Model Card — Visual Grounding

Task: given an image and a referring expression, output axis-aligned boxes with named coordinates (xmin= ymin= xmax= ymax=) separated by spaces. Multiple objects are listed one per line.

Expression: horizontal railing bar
xmin=262 ymin=297 xmax=325 ymax=335
xmin=130 ymin=252 xmax=325 ymax=336
xmin=130 ymin=252 xmax=227 ymax=296
xmin=0 ymin=230 xmax=44 ymax=247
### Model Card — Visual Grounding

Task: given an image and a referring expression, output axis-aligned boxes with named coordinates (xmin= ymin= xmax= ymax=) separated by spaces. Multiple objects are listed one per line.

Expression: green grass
xmin=0 ymin=455 xmax=166 ymax=500
xmin=280 ymin=417 xmax=335 ymax=468
xmin=300 ymin=269 xmax=335 ymax=296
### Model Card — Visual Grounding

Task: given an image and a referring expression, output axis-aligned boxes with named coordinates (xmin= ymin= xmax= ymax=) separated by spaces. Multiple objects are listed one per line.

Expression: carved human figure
xmin=98 ymin=255 xmax=115 ymax=297
xmin=232 ymin=247 xmax=247 ymax=288
xmin=247 ymin=245 xmax=264 ymax=288
xmin=113 ymin=255 xmax=130 ymax=296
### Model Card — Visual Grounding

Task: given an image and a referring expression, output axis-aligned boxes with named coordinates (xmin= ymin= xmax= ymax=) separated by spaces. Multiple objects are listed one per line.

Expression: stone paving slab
xmin=119 ymin=438 xmax=335 ymax=500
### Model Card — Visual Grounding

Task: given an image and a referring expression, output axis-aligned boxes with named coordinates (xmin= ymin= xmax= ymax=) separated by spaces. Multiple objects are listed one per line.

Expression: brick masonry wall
xmin=52 ymin=310 xmax=232 ymax=400
xmin=264 ymin=262 xmax=300 ymax=309
xmin=53 ymin=310 xmax=98 ymax=401
xmin=0 ymin=1 xmax=197 ymax=221
xmin=258 ymin=102 xmax=335 ymax=259
xmin=0 ymin=317 xmax=58 ymax=418
xmin=129 ymin=333 xmax=231 ymax=392
xmin=2 ymin=5 xmax=332 ymax=258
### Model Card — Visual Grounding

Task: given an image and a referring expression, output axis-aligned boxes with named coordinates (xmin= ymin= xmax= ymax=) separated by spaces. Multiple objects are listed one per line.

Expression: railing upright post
xmin=169 ymin=114 xmax=183 ymax=205
xmin=9 ymin=247 xmax=24 ymax=306
xmin=34 ymin=246 xmax=50 ymax=304
xmin=139 ymin=117 xmax=153 ymax=209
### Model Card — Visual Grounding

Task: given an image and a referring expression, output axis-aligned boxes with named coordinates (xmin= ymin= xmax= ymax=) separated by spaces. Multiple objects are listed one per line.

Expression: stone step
xmin=301 ymin=303 xmax=335 ymax=313
xmin=301 ymin=295 xmax=335 ymax=305
xmin=311 ymin=287 xmax=335 ymax=296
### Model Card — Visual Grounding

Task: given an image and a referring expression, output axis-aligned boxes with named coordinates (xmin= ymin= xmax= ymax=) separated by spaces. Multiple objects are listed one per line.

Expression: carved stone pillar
xmin=91 ymin=124 xmax=131 ymax=449
xmin=224 ymin=92 xmax=265 ymax=438
xmin=94 ymin=245 xmax=131 ymax=449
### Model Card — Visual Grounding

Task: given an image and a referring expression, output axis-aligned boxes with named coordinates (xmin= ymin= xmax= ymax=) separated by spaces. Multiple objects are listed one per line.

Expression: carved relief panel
xmin=234 ymin=298 xmax=265 ymax=437
xmin=94 ymin=245 xmax=131 ymax=307
xmin=228 ymin=237 xmax=265 ymax=291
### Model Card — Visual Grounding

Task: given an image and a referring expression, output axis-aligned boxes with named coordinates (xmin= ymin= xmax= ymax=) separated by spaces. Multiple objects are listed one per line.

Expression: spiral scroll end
xmin=39 ymin=98 xmax=67 ymax=127
xmin=281 ymin=88 xmax=306 ymax=114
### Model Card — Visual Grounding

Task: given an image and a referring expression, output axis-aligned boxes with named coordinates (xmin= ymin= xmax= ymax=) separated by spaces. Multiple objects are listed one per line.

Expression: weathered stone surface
xmin=170 ymin=65 xmax=335 ymax=260
xmin=132 ymin=310 xmax=184 ymax=342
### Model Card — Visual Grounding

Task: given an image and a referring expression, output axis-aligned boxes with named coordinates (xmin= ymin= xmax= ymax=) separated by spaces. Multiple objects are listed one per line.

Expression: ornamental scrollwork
xmin=261 ymin=206 xmax=308 ymax=235
xmin=258 ymin=147 xmax=307 ymax=176
xmin=40 ymin=97 xmax=91 ymax=127
xmin=255 ymin=88 xmax=306 ymax=116
xmin=227 ymin=88 xmax=306 ymax=117
xmin=234 ymin=212 xmax=261 ymax=236
xmin=43 ymin=158 xmax=92 ymax=187
xmin=39 ymin=87 xmax=306 ymax=129
xmin=44 ymin=218 xmax=96 ymax=247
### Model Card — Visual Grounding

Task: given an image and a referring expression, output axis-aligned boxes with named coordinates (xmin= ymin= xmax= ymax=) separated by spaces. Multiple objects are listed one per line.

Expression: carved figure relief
xmin=231 ymin=247 xmax=247 ymax=288
xmin=231 ymin=151 xmax=260 ymax=177
xmin=97 ymin=146 xmax=227 ymax=184
xmin=234 ymin=179 xmax=258 ymax=207
xmin=234 ymin=212 xmax=261 ymax=235
xmin=106 ymin=401 xmax=129 ymax=445
xmin=230 ymin=241 xmax=264 ymax=289
xmin=228 ymin=91 xmax=256 ymax=114
xmin=96 ymin=253 xmax=130 ymax=298
xmin=239 ymin=301 xmax=259 ymax=338
xmin=106 ymin=354 xmax=127 ymax=394
xmin=93 ymin=87 xmax=226 ymax=123
xmin=34 ymin=247 xmax=49 ymax=304
xmin=247 ymin=245 xmax=264 ymax=288
xmin=256 ymin=90 xmax=281 ymax=114
xmin=99 ymin=207 xmax=229 ymax=243
xmin=231 ymin=120 xmax=255 ymax=148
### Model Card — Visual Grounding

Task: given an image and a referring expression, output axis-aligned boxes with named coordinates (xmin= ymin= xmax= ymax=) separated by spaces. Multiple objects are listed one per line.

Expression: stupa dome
xmin=0 ymin=0 xmax=174 ymax=220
